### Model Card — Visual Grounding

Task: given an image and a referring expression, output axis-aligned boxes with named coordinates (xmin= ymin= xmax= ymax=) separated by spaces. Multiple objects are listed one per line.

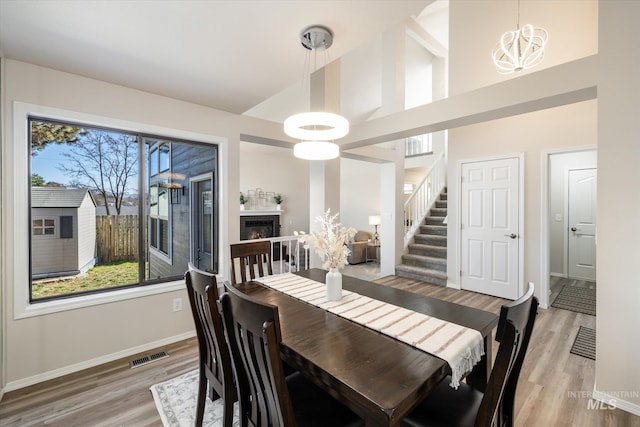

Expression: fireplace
xmin=240 ymin=215 xmax=282 ymax=260
xmin=240 ymin=215 xmax=280 ymax=240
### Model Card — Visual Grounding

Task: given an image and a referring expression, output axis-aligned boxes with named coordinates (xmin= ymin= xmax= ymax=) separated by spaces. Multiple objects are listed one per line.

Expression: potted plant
xmin=240 ymin=192 xmax=246 ymax=210
xmin=274 ymin=193 xmax=283 ymax=210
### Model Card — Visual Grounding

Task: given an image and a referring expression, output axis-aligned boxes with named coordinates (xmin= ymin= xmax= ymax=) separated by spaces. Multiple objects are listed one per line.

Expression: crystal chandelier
xmin=284 ymin=26 xmax=349 ymax=160
xmin=492 ymin=0 xmax=548 ymax=74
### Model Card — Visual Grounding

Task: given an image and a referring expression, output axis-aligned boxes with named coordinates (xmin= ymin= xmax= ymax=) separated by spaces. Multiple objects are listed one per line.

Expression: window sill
xmin=16 ymin=280 xmax=187 ymax=320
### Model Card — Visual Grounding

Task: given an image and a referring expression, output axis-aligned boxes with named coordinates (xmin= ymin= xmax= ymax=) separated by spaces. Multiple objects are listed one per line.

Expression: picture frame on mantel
xmin=241 ymin=188 xmax=283 ymax=211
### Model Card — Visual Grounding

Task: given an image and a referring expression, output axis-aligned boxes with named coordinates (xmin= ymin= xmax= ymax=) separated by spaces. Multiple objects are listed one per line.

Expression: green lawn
xmin=32 ymin=261 xmax=139 ymax=299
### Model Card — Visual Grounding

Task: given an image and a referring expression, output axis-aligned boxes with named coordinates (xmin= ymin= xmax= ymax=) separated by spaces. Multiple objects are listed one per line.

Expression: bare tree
xmin=60 ymin=131 xmax=138 ymax=215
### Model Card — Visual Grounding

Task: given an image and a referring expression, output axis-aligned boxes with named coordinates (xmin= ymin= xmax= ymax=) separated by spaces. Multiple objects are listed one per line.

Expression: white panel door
xmin=461 ymin=157 xmax=520 ymax=299
xmin=568 ymin=168 xmax=597 ymax=281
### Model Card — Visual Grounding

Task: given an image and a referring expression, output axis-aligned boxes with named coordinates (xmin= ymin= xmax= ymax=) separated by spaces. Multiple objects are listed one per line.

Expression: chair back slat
xmin=498 ymin=282 xmax=539 ymax=427
xmin=230 ymin=241 xmax=273 ymax=285
xmin=221 ymin=284 xmax=295 ymax=427
xmin=475 ymin=282 xmax=538 ymax=427
xmin=185 ymin=263 xmax=236 ymax=426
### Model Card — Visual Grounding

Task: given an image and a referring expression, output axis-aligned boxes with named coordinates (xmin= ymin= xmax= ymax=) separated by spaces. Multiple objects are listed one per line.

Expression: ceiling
xmin=0 ymin=0 xmax=431 ymax=115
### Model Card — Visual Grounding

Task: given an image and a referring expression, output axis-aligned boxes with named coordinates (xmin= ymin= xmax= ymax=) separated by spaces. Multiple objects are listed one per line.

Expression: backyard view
xmin=31 ymin=261 xmax=138 ymax=299
xmin=29 ymin=118 xmax=218 ymax=301
xmin=30 ymin=120 xmax=141 ymax=301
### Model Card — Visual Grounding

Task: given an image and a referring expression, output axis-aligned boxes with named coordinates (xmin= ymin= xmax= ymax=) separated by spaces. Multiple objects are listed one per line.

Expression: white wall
xmin=449 ymin=0 xmax=598 ymax=96
xmin=595 ymin=0 xmax=640 ymax=412
xmin=0 ymin=59 xmax=242 ymax=388
xmin=447 ymin=101 xmax=597 ymax=296
xmin=548 ymin=150 xmax=597 ymax=276
xmin=445 ymin=0 xmax=640 ymax=413
xmin=447 ymin=0 xmax=598 ymax=293
xmin=239 ymin=142 xmax=309 ymax=236
xmin=405 ymin=35 xmax=433 ymax=110
xmin=341 ymin=34 xmax=383 ymax=124
xmin=340 ymin=158 xmax=381 ymax=233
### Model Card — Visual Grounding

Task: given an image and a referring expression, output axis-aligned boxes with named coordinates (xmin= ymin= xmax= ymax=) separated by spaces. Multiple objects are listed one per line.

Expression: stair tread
xmin=395 ymin=264 xmax=448 ymax=278
xmin=414 ymin=234 xmax=447 ymax=240
xmin=408 ymin=243 xmax=446 ymax=250
xmin=402 ymin=253 xmax=446 ymax=263
xmin=408 ymin=245 xmax=447 ymax=258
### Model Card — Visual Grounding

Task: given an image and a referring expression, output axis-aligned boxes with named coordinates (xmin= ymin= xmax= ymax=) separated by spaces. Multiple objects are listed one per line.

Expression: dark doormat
xmin=570 ymin=326 xmax=596 ymax=360
xmin=551 ymin=285 xmax=596 ymax=316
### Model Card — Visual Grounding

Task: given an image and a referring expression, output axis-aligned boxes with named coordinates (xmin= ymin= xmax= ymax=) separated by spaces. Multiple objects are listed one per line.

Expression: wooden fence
xmin=96 ymin=215 xmax=139 ymax=264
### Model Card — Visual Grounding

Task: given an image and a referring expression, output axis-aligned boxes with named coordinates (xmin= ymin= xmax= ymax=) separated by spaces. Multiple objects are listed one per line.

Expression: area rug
xmin=551 ymin=285 xmax=596 ymax=316
xmin=150 ymin=369 xmax=238 ymax=427
xmin=570 ymin=326 xmax=596 ymax=360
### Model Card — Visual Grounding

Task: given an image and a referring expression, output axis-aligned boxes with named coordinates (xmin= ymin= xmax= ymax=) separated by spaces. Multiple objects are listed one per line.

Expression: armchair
xmin=347 ymin=230 xmax=373 ymax=264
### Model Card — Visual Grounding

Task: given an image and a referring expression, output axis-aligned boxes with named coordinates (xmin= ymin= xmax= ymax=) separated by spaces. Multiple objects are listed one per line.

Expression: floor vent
xmin=129 ymin=350 xmax=169 ymax=368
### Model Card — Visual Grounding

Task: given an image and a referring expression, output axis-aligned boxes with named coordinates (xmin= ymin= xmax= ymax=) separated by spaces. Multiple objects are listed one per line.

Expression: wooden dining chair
xmin=220 ymin=283 xmax=364 ymax=427
xmin=185 ymin=263 xmax=236 ymax=427
xmin=230 ymin=240 xmax=273 ymax=284
xmin=401 ymin=282 xmax=539 ymax=427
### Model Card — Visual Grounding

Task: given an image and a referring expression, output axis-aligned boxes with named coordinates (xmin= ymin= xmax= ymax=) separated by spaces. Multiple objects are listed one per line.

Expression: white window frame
xmin=32 ymin=217 xmax=56 ymax=237
xmin=9 ymin=102 xmax=228 ymax=319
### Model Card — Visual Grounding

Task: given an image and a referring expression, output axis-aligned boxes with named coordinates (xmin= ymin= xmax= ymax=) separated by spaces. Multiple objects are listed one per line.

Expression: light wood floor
xmin=1 ymin=276 xmax=638 ymax=426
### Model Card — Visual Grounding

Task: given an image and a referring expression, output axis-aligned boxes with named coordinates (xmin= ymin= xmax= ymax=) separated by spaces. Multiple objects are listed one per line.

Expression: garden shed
xmin=31 ymin=187 xmax=97 ymax=278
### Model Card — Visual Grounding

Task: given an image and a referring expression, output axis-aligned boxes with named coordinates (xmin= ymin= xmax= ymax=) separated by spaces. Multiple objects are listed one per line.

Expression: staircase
xmin=396 ymin=188 xmax=448 ymax=285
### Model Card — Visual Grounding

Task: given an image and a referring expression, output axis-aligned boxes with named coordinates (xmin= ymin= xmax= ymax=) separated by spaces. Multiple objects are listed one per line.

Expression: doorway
xmin=544 ymin=149 xmax=597 ymax=307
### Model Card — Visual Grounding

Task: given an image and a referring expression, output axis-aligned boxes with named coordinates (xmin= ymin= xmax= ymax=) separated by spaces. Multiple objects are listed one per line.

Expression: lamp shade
xmin=285 ymin=26 xmax=349 ymax=161
xmin=368 ymin=215 xmax=381 ymax=226
xmin=284 ymin=112 xmax=349 ymax=141
xmin=293 ymin=140 xmax=339 ymax=160
xmin=492 ymin=24 xmax=548 ymax=74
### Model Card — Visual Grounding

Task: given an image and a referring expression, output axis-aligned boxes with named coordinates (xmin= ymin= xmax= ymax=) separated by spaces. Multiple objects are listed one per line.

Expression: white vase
xmin=240 ymin=204 xmax=245 ymax=211
xmin=276 ymin=204 xmax=281 ymax=211
xmin=325 ymin=267 xmax=342 ymax=301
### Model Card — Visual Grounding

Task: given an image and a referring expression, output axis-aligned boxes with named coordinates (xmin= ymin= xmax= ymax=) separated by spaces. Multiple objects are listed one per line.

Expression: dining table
xmin=231 ymin=268 xmax=499 ymax=427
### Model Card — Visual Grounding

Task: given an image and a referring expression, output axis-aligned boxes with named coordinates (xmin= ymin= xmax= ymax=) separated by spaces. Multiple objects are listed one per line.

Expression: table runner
xmin=258 ymin=273 xmax=484 ymax=389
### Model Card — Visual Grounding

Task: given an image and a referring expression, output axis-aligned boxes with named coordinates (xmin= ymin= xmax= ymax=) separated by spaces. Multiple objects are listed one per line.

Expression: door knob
xmin=504 ymin=233 xmax=517 ymax=239
xmin=571 ymin=227 xmax=577 ymax=232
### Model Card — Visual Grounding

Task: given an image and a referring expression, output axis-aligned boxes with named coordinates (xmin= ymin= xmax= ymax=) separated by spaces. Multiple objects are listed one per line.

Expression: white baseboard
xmin=593 ymin=387 xmax=640 ymax=416
xmin=550 ymin=272 xmax=567 ymax=278
xmin=4 ymin=331 xmax=196 ymax=393
xmin=446 ymin=280 xmax=460 ymax=290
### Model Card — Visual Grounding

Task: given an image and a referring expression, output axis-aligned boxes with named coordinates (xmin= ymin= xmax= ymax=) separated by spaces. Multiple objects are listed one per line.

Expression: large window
xmin=29 ymin=118 xmax=218 ymax=302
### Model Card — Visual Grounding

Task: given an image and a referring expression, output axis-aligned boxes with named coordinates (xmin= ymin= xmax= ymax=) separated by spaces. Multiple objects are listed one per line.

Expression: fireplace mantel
xmin=240 ymin=210 xmax=282 ymax=216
